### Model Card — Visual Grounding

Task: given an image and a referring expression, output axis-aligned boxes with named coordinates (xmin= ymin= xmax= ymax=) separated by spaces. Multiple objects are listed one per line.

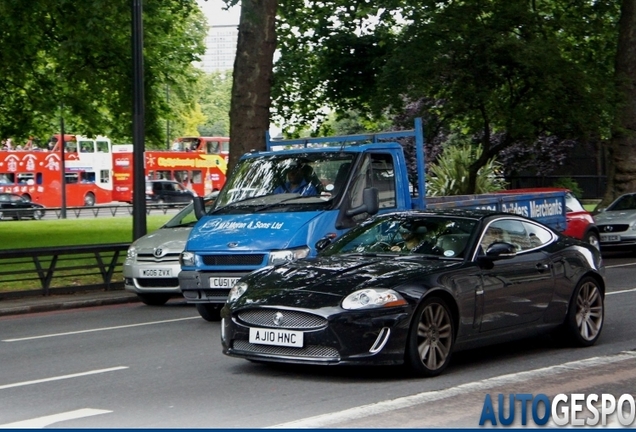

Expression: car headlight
xmin=228 ymin=282 xmax=248 ymax=303
xmin=180 ymin=251 xmax=196 ymax=267
xmin=126 ymin=245 xmax=137 ymax=259
xmin=342 ymin=288 xmax=407 ymax=310
xmin=268 ymin=247 xmax=310 ymax=266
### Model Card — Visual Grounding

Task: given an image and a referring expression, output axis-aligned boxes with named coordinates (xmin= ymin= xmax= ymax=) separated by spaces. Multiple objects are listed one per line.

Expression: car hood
xmin=594 ymin=209 xmax=636 ymax=224
xmin=187 ymin=211 xmax=329 ymax=252
xmin=131 ymin=227 xmax=192 ymax=252
xmin=232 ymin=255 xmax=462 ymax=309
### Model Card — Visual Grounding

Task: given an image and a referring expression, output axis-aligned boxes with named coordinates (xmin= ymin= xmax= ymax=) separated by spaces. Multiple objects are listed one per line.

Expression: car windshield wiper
xmin=254 ymin=195 xmax=307 ymax=212
xmin=207 ymin=195 xmax=273 ymax=215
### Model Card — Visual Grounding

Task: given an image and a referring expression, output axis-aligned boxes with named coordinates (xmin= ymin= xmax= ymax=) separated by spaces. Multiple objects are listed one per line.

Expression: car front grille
xmin=137 ymin=278 xmax=179 ymax=288
xmin=237 ymin=309 xmax=327 ymax=329
xmin=598 ymin=224 xmax=630 ymax=233
xmin=201 ymin=254 xmax=265 ymax=266
xmin=136 ymin=253 xmax=180 ymax=263
xmin=232 ymin=340 xmax=339 ymax=359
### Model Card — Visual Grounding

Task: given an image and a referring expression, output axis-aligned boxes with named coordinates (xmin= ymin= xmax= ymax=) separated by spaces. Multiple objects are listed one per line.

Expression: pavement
xmin=0 ymin=289 xmax=142 ymax=317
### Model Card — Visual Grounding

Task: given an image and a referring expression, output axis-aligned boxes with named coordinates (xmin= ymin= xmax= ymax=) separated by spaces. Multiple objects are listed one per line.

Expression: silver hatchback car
xmin=123 ymin=194 xmax=217 ymax=305
xmin=594 ymin=192 xmax=636 ymax=251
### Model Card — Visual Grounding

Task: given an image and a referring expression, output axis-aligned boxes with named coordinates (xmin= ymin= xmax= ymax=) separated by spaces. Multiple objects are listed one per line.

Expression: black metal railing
xmin=0 ymin=243 xmax=130 ymax=300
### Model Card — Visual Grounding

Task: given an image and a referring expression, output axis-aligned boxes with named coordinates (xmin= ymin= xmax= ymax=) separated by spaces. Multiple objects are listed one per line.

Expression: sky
xmin=196 ymin=0 xmax=241 ymax=26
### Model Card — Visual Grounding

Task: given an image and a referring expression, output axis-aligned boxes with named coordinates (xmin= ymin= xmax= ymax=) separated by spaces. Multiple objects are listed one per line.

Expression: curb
xmin=0 ymin=294 xmax=141 ymax=317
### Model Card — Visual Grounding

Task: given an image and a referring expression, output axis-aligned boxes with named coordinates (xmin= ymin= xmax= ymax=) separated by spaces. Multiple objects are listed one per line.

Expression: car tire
xmin=196 ymin=303 xmax=222 ymax=321
xmin=556 ymin=276 xmax=604 ymax=347
xmin=406 ymin=296 xmax=455 ymax=377
xmin=137 ymin=293 xmax=171 ymax=306
xmin=586 ymin=231 xmax=600 ymax=251
xmin=33 ymin=209 xmax=44 ymax=220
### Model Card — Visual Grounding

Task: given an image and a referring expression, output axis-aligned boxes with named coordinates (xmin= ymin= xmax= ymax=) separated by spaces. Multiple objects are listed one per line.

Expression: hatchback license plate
xmin=210 ymin=277 xmax=240 ymax=289
xmin=600 ymin=234 xmax=620 ymax=242
xmin=141 ymin=268 xmax=172 ymax=277
xmin=249 ymin=327 xmax=304 ymax=348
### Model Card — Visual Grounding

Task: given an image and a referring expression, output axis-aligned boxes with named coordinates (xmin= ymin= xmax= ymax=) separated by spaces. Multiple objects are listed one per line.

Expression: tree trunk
xmin=606 ymin=0 xmax=636 ymax=203
xmin=228 ymin=0 xmax=278 ymax=175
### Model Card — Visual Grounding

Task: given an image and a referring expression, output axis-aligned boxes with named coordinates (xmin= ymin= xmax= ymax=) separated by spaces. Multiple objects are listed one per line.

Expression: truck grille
xmin=237 ymin=309 xmax=327 ymax=329
xmin=232 ymin=340 xmax=339 ymax=359
xmin=201 ymin=254 xmax=265 ymax=266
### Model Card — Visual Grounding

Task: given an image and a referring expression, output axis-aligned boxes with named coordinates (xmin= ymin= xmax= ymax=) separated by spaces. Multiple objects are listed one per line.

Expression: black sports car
xmin=0 ymin=193 xmax=46 ymax=220
xmin=221 ymin=210 xmax=605 ymax=376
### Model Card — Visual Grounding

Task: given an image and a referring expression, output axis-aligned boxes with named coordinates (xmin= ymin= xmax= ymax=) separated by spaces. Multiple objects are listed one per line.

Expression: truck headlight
xmin=180 ymin=251 xmax=196 ymax=267
xmin=268 ymin=247 xmax=310 ymax=266
xmin=126 ymin=245 xmax=137 ymax=260
xmin=228 ymin=282 xmax=248 ymax=303
xmin=342 ymin=288 xmax=407 ymax=310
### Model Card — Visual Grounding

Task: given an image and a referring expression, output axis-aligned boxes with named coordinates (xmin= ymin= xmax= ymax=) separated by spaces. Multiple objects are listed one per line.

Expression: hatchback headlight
xmin=180 ymin=251 xmax=196 ymax=267
xmin=342 ymin=288 xmax=407 ymax=310
xmin=228 ymin=282 xmax=248 ymax=303
xmin=126 ymin=245 xmax=137 ymax=259
xmin=268 ymin=247 xmax=310 ymax=266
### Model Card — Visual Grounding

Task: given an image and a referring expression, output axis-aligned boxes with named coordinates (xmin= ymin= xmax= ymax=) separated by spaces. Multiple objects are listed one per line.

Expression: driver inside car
xmin=273 ymin=164 xmax=318 ymax=196
xmin=391 ymin=226 xmax=425 ymax=252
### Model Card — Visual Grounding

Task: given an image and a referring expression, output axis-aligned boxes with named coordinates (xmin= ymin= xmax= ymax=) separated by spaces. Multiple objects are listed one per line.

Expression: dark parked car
xmin=221 ymin=210 xmax=605 ymax=377
xmin=0 ymin=193 xmax=45 ymax=220
xmin=146 ymin=180 xmax=196 ymax=206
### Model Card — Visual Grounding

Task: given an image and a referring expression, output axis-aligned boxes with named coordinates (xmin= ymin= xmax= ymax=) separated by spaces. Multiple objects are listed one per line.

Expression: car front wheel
xmin=406 ymin=296 xmax=455 ymax=377
xmin=196 ymin=303 xmax=222 ymax=321
xmin=586 ymin=232 xmax=600 ymax=250
xmin=33 ymin=209 xmax=45 ymax=220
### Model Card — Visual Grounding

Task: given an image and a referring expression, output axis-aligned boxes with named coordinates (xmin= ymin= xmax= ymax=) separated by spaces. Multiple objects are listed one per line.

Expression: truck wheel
xmin=137 ymin=294 xmax=171 ymax=306
xmin=84 ymin=192 xmax=96 ymax=207
xmin=406 ymin=296 xmax=455 ymax=377
xmin=196 ymin=303 xmax=222 ymax=321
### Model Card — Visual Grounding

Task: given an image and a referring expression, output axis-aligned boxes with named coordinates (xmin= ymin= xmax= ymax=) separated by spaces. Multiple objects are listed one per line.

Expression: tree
xmin=605 ymin=0 xmax=636 ymax=203
xmin=0 ymin=0 xmax=206 ymax=146
xmin=228 ymin=0 xmax=277 ymax=174
xmin=198 ymin=71 xmax=233 ymax=136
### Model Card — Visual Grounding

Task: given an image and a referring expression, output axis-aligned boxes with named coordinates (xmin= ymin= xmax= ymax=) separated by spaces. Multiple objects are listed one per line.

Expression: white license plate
xmin=600 ymin=234 xmax=620 ymax=242
xmin=141 ymin=268 xmax=172 ymax=277
xmin=210 ymin=277 xmax=240 ymax=289
xmin=249 ymin=327 xmax=304 ymax=348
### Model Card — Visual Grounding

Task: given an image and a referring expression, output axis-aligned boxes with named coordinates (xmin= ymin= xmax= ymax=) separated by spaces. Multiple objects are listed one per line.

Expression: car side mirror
xmin=346 ymin=187 xmax=379 ymax=217
xmin=193 ymin=196 xmax=206 ymax=220
xmin=315 ymin=238 xmax=332 ymax=251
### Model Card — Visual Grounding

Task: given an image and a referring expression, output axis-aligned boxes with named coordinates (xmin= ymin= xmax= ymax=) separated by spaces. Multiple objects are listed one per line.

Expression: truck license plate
xmin=249 ymin=327 xmax=304 ymax=348
xmin=141 ymin=268 xmax=172 ymax=277
xmin=210 ymin=277 xmax=240 ymax=289
xmin=600 ymin=234 xmax=620 ymax=242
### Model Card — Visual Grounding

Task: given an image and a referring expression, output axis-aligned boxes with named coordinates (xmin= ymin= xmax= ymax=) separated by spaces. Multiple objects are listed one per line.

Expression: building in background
xmin=197 ymin=24 xmax=238 ymax=73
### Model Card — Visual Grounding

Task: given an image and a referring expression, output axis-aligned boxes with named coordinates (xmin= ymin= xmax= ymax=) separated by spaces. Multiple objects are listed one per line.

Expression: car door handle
xmin=536 ymin=263 xmax=549 ymax=271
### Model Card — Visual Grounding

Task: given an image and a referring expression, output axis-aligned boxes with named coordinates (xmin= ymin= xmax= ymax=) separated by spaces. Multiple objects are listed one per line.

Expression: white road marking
xmin=2 ymin=316 xmax=199 ymax=342
xmin=606 ymin=262 xmax=636 ymax=269
xmin=270 ymin=351 xmax=636 ymax=428
xmin=0 ymin=366 xmax=128 ymax=390
xmin=606 ymin=287 xmax=636 ymax=296
xmin=0 ymin=408 xmax=111 ymax=428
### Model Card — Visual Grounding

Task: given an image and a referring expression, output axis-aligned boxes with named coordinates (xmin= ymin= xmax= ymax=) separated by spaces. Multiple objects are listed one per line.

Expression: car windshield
xmin=607 ymin=194 xmax=636 ymax=211
xmin=214 ymin=153 xmax=355 ymax=209
xmin=565 ymin=192 xmax=585 ymax=212
xmin=321 ymin=214 xmax=478 ymax=259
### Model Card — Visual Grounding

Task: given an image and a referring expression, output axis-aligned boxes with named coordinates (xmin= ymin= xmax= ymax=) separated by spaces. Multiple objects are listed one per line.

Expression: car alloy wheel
xmin=557 ymin=276 xmax=604 ymax=347
xmin=407 ymin=296 xmax=455 ymax=377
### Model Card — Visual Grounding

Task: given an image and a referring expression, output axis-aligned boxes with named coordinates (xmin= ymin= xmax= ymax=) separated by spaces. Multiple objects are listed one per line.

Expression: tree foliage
xmin=0 ymin=0 xmax=206 ymax=147
xmin=197 ymin=72 xmax=233 ymax=136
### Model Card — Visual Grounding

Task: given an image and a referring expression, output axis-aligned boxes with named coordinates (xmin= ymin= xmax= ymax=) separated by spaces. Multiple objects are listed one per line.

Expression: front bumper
xmin=179 ymin=270 xmax=249 ymax=304
xmin=221 ymin=305 xmax=411 ymax=366
xmin=123 ymin=261 xmax=182 ymax=295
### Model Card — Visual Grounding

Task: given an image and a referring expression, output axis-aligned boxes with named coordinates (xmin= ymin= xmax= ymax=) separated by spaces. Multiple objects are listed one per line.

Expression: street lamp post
xmin=132 ymin=0 xmax=147 ymax=239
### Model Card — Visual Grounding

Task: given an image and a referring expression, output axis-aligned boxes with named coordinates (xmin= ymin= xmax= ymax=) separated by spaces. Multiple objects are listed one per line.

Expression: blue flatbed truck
xmin=179 ymin=118 xmax=566 ymax=320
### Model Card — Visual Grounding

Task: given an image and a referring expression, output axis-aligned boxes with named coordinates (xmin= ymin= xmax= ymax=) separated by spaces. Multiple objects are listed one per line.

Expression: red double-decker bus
xmin=0 ymin=135 xmax=114 ymax=207
xmin=111 ymin=137 xmax=230 ymax=203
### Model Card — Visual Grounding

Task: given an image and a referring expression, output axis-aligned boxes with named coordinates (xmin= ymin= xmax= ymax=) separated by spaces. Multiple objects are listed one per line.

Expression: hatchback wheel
xmin=406 ymin=296 xmax=455 ymax=377
xmin=557 ymin=277 xmax=604 ymax=347
xmin=586 ymin=232 xmax=600 ymax=250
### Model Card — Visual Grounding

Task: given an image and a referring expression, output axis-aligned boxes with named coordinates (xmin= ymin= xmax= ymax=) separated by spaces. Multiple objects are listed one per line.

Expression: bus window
xmin=155 ymin=170 xmax=171 ymax=180
xmin=0 ymin=173 xmax=15 ymax=184
xmin=100 ymin=170 xmax=109 ymax=184
xmin=65 ymin=140 xmax=78 ymax=153
xmin=206 ymin=141 xmax=221 ymax=154
xmin=65 ymin=172 xmax=80 ymax=184
xmin=191 ymin=170 xmax=202 ymax=184
xmin=174 ymin=170 xmax=190 ymax=184
xmin=82 ymin=172 xmax=96 ymax=183
xmin=221 ymin=141 xmax=229 ymax=153
xmin=79 ymin=140 xmax=94 ymax=153
xmin=96 ymin=141 xmax=109 ymax=153
xmin=17 ymin=173 xmax=35 ymax=184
